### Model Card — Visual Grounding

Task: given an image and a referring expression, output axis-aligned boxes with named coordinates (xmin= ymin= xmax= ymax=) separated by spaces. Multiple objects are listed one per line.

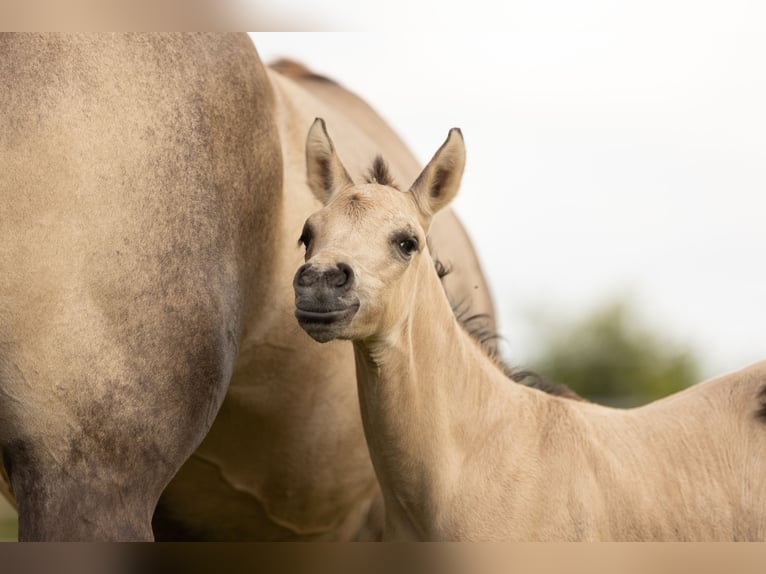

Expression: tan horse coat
xmin=296 ymin=119 xmax=766 ymax=541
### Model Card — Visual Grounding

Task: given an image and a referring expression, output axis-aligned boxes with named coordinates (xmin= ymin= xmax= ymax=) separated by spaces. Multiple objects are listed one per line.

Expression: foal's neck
xmin=352 ymin=253 xmax=534 ymax=539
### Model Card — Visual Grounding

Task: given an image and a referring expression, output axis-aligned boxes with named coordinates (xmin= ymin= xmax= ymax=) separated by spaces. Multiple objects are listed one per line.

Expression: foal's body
xmin=295 ymin=118 xmax=766 ymax=540
xmin=356 ymin=265 xmax=766 ymax=540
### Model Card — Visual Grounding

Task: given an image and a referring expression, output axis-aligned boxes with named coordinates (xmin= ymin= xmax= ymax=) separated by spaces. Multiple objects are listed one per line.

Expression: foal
xmin=293 ymin=118 xmax=766 ymax=541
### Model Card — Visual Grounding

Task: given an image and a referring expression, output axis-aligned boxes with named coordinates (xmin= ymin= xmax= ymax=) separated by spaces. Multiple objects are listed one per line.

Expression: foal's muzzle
xmin=293 ymin=263 xmax=359 ymax=342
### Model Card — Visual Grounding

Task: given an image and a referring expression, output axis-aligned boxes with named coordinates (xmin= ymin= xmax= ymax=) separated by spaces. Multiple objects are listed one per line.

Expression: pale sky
xmin=250 ymin=15 xmax=765 ymax=378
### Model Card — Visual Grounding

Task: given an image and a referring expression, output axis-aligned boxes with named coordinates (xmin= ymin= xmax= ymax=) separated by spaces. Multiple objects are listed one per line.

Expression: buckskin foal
xmin=294 ymin=118 xmax=766 ymax=541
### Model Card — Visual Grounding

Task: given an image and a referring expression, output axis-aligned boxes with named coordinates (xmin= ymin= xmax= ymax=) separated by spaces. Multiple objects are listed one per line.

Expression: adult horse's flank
xmin=294 ymin=118 xmax=766 ymax=541
xmin=0 ymin=34 xmax=495 ymax=540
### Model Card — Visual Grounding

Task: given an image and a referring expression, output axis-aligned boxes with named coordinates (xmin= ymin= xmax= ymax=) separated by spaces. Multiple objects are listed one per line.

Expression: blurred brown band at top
xmin=0 ymin=1 xmax=335 ymax=31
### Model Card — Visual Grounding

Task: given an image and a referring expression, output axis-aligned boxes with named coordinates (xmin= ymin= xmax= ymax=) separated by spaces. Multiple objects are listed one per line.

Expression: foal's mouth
xmin=295 ymin=304 xmax=359 ymax=324
xmin=294 ymin=302 xmax=360 ymax=342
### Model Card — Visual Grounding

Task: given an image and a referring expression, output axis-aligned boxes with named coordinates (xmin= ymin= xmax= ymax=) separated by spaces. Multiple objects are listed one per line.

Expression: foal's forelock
xmin=330 ymin=155 xmax=403 ymax=220
xmin=365 ymin=155 xmax=399 ymax=188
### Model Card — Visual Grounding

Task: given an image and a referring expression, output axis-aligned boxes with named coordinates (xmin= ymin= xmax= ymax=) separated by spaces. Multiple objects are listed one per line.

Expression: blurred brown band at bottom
xmin=3 ymin=543 xmax=765 ymax=574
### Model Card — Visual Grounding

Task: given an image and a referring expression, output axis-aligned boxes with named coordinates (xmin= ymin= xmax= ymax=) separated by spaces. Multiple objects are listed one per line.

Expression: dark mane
xmin=269 ymin=58 xmax=337 ymax=84
xmin=365 ymin=155 xmax=398 ymax=188
xmin=434 ymin=258 xmax=584 ymax=402
xmin=756 ymin=385 xmax=766 ymax=421
xmin=506 ymin=369 xmax=585 ymax=401
xmin=434 ymin=257 xmax=452 ymax=281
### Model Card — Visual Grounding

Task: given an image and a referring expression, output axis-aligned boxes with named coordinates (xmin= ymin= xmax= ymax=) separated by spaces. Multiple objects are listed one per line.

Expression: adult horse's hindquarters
xmin=0 ymin=33 xmax=281 ymax=540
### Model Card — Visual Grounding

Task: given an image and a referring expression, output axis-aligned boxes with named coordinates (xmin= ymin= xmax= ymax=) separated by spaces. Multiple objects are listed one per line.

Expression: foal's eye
xmin=298 ymin=225 xmax=313 ymax=249
xmin=397 ymin=237 xmax=419 ymax=257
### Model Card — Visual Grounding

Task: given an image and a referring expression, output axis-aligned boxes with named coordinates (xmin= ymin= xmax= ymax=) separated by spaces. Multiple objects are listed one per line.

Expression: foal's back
xmin=524 ymin=361 xmax=766 ymax=540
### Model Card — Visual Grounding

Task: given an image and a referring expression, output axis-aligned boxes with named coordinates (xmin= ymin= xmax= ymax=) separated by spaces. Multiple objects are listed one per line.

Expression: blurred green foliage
xmin=0 ymin=496 xmax=17 ymax=541
xmin=529 ymin=300 xmax=701 ymax=407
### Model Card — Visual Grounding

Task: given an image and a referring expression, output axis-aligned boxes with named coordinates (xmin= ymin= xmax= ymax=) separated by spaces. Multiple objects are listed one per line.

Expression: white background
xmin=250 ymin=13 xmax=765 ymax=378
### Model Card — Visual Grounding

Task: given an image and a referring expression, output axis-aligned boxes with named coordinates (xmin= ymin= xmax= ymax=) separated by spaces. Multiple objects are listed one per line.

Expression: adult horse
xmin=0 ymin=34 xmax=495 ymax=540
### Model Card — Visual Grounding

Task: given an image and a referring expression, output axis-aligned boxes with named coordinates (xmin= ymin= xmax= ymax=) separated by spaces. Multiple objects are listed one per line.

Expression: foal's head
xmin=294 ymin=118 xmax=466 ymax=343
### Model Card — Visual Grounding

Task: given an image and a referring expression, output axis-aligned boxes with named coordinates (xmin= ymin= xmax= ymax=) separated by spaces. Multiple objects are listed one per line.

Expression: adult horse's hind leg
xmin=0 ymin=310 xmax=237 ymax=540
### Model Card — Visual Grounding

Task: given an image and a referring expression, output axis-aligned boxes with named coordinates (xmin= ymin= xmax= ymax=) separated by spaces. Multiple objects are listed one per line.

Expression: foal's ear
xmin=306 ymin=118 xmax=354 ymax=205
xmin=408 ymin=128 xmax=466 ymax=222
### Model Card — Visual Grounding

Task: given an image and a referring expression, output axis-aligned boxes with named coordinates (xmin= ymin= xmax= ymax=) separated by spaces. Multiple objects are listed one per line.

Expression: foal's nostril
xmin=334 ymin=263 xmax=354 ymax=291
xmin=294 ymin=263 xmax=316 ymax=288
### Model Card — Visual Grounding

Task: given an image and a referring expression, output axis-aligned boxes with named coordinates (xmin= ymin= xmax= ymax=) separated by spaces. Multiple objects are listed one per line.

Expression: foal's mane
xmin=439 ymin=256 xmax=765 ymax=411
xmin=438 ymin=254 xmax=766 ymax=412
xmin=433 ymin=258 xmax=584 ymax=402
